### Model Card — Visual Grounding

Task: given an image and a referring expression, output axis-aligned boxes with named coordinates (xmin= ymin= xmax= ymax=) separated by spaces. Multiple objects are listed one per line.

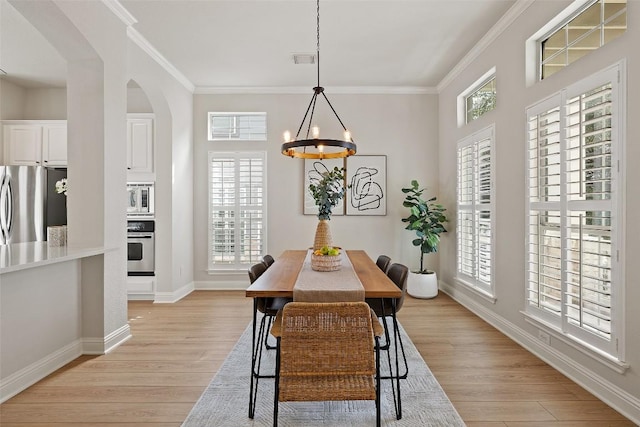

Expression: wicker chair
xmin=271 ymin=302 xmax=384 ymax=427
xmin=365 ymin=262 xmax=409 ymax=420
xmin=247 ymin=262 xmax=289 ymax=418
xmin=375 ymin=254 xmax=391 ymax=273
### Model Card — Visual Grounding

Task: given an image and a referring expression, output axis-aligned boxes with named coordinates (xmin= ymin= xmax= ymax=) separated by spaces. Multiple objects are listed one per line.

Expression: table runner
xmin=293 ymin=250 xmax=365 ymax=302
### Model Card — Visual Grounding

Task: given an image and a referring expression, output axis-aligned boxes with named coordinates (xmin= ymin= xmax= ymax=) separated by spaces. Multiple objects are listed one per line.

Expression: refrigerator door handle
xmin=0 ymin=176 xmax=12 ymax=242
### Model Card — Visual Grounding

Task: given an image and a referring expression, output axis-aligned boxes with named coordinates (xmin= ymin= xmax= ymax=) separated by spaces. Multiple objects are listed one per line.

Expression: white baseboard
xmin=82 ymin=323 xmax=132 ymax=355
xmin=0 ymin=340 xmax=82 ymax=403
xmin=127 ymin=293 xmax=155 ymax=301
xmin=154 ymin=281 xmax=195 ymax=303
xmin=194 ymin=280 xmax=248 ymax=291
xmin=439 ymin=280 xmax=640 ymax=425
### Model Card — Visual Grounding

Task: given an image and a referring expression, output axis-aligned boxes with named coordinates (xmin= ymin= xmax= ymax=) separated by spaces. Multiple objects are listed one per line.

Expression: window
xmin=208 ymin=112 xmax=267 ymax=141
xmin=526 ymin=64 xmax=623 ymax=358
xmin=540 ymin=0 xmax=626 ymax=80
xmin=456 ymin=125 xmax=495 ymax=297
xmin=457 ymin=67 xmax=496 ymax=126
xmin=466 ymin=77 xmax=496 ymax=123
xmin=208 ymin=151 xmax=266 ymax=270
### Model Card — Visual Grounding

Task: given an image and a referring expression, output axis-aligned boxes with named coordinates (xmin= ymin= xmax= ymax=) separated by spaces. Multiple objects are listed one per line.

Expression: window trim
xmin=524 ymin=61 xmax=626 ymax=363
xmin=207 ymin=151 xmax=267 ymax=272
xmin=455 ymin=124 xmax=496 ymax=298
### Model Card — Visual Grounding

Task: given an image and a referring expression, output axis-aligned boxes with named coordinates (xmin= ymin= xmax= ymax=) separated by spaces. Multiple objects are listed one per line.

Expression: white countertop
xmin=0 ymin=242 xmax=109 ymax=274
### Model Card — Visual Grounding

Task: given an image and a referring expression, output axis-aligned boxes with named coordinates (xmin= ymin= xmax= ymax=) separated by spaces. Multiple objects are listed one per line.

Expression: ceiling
xmin=1 ymin=0 xmax=517 ymax=91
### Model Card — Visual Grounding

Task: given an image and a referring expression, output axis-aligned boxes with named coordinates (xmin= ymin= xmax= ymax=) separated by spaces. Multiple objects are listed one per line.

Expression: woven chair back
xmin=279 ymin=302 xmax=375 ymax=378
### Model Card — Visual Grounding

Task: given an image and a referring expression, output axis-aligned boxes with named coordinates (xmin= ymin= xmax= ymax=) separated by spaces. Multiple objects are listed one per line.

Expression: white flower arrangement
xmin=55 ymin=178 xmax=68 ymax=196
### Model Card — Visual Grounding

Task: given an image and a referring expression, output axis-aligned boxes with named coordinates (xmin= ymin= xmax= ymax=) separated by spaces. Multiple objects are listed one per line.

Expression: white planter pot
xmin=407 ymin=271 xmax=439 ymax=299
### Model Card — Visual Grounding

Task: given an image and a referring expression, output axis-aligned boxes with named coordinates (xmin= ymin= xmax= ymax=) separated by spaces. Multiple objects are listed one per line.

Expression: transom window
xmin=540 ymin=0 xmax=626 ymax=79
xmin=457 ymin=67 xmax=496 ymax=127
xmin=465 ymin=77 xmax=496 ymax=123
xmin=208 ymin=151 xmax=266 ymax=270
xmin=208 ymin=112 xmax=267 ymax=141
xmin=525 ymin=63 xmax=623 ymax=359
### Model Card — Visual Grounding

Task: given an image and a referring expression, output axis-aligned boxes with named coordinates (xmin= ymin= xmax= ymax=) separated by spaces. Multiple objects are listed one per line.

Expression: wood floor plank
xmin=454 ymin=401 xmax=556 ymax=422
xmin=540 ymin=400 xmax=632 ymax=421
xmin=0 ymin=290 xmax=633 ymax=426
xmin=505 ymin=422 xmax=637 ymax=427
xmin=7 ymin=386 xmax=204 ymax=403
xmin=0 ymin=402 xmax=193 ymax=423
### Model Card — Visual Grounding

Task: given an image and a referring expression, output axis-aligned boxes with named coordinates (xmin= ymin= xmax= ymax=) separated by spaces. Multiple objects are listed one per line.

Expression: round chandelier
xmin=281 ymin=0 xmax=357 ymax=159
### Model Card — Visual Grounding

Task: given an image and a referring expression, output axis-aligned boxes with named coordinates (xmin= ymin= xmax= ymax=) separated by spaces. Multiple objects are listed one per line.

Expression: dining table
xmin=245 ymin=249 xmax=403 ymax=419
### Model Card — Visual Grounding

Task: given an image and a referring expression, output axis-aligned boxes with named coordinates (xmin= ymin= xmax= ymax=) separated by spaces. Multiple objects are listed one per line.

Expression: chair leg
xmin=249 ymin=313 xmax=267 ymax=418
xmin=273 ymin=337 xmax=281 ymax=427
xmin=375 ymin=337 xmax=381 ymax=427
xmin=249 ymin=300 xmax=258 ymax=418
xmin=264 ymin=315 xmax=277 ymax=350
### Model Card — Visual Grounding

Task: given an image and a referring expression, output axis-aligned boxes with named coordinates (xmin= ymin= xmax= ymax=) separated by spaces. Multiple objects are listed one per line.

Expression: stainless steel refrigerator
xmin=0 ymin=165 xmax=67 ymax=244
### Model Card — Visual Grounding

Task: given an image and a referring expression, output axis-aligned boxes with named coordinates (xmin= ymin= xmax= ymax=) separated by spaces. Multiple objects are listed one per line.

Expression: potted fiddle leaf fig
xmin=401 ymin=180 xmax=448 ymax=298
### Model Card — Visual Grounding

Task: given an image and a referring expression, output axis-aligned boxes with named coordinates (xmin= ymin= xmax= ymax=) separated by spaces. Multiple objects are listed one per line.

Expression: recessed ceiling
xmin=1 ymin=0 xmax=516 ymax=90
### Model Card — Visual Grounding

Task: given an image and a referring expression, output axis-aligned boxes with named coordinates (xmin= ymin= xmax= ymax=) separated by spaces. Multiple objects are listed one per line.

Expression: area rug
xmin=182 ymin=317 xmax=465 ymax=426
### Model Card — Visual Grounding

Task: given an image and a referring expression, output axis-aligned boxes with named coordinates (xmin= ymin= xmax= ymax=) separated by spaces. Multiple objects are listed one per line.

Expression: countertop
xmin=0 ymin=242 xmax=109 ymax=274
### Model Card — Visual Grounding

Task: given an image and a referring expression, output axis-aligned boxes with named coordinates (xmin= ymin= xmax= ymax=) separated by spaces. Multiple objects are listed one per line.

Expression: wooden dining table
xmin=245 ymin=249 xmax=403 ymax=419
xmin=245 ymin=249 xmax=402 ymax=299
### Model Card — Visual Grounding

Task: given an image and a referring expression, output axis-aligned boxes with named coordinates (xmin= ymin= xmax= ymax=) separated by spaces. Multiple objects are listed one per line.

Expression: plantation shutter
xmin=456 ymin=126 xmax=494 ymax=295
xmin=525 ymin=64 xmax=619 ymax=356
xmin=209 ymin=152 xmax=266 ymax=269
xmin=564 ymin=82 xmax=613 ymax=341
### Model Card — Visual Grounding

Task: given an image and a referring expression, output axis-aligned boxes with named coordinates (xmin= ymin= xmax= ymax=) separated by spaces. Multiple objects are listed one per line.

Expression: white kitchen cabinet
xmin=42 ymin=124 xmax=68 ymax=167
xmin=3 ymin=122 xmax=67 ymax=167
xmin=127 ymin=114 xmax=154 ymax=176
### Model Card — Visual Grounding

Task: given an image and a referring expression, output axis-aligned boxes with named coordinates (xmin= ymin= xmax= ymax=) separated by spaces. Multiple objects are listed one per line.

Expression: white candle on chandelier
xmin=283 ymin=131 xmax=291 ymax=142
xmin=312 ymin=126 xmax=320 ymax=139
xmin=318 ymin=144 xmax=324 ymax=153
xmin=343 ymin=130 xmax=351 ymax=141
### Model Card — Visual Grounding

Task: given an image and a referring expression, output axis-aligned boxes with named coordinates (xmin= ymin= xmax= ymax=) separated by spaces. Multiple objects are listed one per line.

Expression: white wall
xmin=24 ymin=88 xmax=66 ymax=119
xmin=128 ymin=41 xmax=195 ymax=302
xmin=438 ymin=0 xmax=639 ymax=422
xmin=193 ymin=92 xmax=439 ymax=286
xmin=0 ymin=80 xmax=27 ymax=120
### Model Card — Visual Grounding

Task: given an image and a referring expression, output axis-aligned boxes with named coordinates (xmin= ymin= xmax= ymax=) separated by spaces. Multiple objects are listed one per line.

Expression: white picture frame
xmin=303 ymin=159 xmax=345 ymax=216
xmin=346 ymin=155 xmax=386 ymax=216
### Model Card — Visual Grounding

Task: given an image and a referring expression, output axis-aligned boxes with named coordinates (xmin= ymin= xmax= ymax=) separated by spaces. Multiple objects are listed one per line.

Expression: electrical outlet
xmin=538 ymin=330 xmax=550 ymax=345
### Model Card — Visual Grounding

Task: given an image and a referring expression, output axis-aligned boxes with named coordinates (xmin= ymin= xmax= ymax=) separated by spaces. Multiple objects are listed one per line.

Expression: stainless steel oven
xmin=127 ymin=220 xmax=155 ymax=276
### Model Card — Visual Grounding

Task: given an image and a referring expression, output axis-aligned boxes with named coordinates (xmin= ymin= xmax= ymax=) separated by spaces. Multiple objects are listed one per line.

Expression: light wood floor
xmin=0 ymin=291 xmax=634 ymax=426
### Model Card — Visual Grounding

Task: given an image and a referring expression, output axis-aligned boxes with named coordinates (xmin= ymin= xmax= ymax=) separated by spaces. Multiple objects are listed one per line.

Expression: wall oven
xmin=127 ymin=182 xmax=154 ymax=218
xmin=127 ymin=220 xmax=155 ymax=276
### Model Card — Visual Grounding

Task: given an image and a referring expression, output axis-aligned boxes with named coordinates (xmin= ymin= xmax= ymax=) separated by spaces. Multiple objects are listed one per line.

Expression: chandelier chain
xmin=316 ymin=0 xmax=320 ymax=88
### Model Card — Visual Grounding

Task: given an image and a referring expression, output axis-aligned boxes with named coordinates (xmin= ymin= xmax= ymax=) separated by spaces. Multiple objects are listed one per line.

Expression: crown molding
xmin=437 ymin=0 xmax=536 ymax=92
xmin=101 ymin=0 xmax=137 ymax=26
xmin=126 ymin=27 xmax=195 ymax=93
xmin=195 ymin=86 xmax=437 ymax=95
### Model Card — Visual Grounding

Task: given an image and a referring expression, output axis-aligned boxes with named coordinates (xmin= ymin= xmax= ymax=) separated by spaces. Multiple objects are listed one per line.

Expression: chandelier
xmin=281 ymin=0 xmax=357 ymax=159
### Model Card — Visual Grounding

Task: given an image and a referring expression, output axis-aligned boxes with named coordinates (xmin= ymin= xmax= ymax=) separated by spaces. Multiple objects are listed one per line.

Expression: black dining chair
xmin=365 ymin=262 xmax=409 ymax=420
xmin=247 ymin=261 xmax=290 ymax=418
xmin=263 ymin=254 xmax=275 ymax=268
xmin=375 ymin=255 xmax=391 ymax=273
